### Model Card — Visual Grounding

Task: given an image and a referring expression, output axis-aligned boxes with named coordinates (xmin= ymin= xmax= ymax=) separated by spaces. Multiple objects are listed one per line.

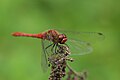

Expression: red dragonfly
xmin=12 ymin=29 xmax=104 ymax=72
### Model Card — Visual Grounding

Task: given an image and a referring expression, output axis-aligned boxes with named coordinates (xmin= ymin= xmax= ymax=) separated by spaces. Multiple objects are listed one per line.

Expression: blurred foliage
xmin=0 ymin=0 xmax=120 ymax=80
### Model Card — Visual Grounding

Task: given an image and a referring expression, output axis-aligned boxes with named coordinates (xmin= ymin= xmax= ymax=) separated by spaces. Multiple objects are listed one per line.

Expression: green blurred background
xmin=0 ymin=0 xmax=119 ymax=80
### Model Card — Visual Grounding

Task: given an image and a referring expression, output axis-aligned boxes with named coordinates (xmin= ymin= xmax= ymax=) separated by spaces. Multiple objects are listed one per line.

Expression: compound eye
xmin=61 ymin=38 xmax=67 ymax=44
xmin=59 ymin=34 xmax=63 ymax=39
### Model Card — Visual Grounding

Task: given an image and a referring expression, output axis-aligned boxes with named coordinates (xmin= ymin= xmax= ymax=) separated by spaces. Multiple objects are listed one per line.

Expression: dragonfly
xmin=12 ymin=29 xmax=104 ymax=72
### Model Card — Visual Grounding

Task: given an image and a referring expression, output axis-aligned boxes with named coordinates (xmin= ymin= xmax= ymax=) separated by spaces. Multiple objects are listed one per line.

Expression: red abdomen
xmin=12 ymin=32 xmax=43 ymax=39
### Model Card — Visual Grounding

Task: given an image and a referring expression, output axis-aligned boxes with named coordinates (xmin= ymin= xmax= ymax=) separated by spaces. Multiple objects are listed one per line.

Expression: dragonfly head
xmin=58 ymin=34 xmax=67 ymax=44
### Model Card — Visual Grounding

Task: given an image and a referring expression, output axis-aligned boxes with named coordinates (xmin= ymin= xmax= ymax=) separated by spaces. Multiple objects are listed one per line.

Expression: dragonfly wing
xmin=41 ymin=39 xmax=48 ymax=72
xmin=58 ymin=30 xmax=105 ymax=43
xmin=66 ymin=39 xmax=93 ymax=55
xmin=41 ymin=39 xmax=53 ymax=72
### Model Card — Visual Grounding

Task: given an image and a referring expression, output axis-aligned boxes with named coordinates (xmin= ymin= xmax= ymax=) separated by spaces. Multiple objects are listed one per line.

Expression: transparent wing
xmin=66 ymin=39 xmax=93 ymax=55
xmin=41 ymin=39 xmax=53 ymax=72
xmin=58 ymin=29 xmax=105 ymax=43
xmin=41 ymin=40 xmax=48 ymax=72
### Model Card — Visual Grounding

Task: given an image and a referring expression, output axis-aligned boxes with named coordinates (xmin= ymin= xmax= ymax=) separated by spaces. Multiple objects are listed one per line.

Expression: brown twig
xmin=48 ymin=45 xmax=88 ymax=80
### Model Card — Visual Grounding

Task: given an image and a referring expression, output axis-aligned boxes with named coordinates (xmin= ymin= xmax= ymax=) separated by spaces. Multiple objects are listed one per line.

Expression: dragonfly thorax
xmin=43 ymin=30 xmax=67 ymax=44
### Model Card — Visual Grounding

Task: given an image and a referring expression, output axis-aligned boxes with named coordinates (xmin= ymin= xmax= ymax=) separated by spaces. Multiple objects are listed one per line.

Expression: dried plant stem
xmin=67 ymin=64 xmax=80 ymax=76
xmin=48 ymin=45 xmax=87 ymax=80
xmin=67 ymin=64 xmax=87 ymax=80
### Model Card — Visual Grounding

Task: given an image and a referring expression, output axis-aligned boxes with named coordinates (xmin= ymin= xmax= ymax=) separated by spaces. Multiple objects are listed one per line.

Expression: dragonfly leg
xmin=54 ymin=44 xmax=58 ymax=54
xmin=45 ymin=43 xmax=53 ymax=56
xmin=51 ymin=44 xmax=55 ymax=54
